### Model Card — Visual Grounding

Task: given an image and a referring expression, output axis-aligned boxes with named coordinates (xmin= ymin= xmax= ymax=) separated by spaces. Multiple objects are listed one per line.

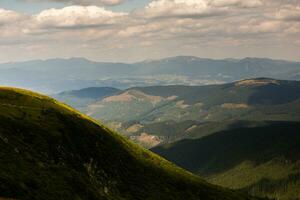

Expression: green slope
xmin=152 ymin=121 xmax=300 ymax=199
xmin=0 ymin=87 xmax=258 ymax=200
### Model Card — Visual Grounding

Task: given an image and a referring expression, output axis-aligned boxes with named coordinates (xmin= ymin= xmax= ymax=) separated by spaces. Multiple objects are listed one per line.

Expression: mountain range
xmin=1 ymin=56 xmax=300 ymax=93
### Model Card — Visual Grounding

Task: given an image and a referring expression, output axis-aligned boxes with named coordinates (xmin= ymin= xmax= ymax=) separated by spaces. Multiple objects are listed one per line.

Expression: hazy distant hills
xmin=56 ymin=78 xmax=300 ymax=147
xmin=152 ymin=121 xmax=300 ymax=200
xmin=0 ymin=58 xmax=133 ymax=93
xmin=1 ymin=56 xmax=300 ymax=93
xmin=0 ymin=87 xmax=258 ymax=200
xmin=57 ymin=87 xmax=120 ymax=99
xmin=53 ymin=87 xmax=120 ymax=111
xmin=134 ymin=56 xmax=300 ymax=79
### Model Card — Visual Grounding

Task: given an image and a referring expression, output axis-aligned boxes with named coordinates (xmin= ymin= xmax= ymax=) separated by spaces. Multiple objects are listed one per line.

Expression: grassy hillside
xmin=0 ymin=87 xmax=258 ymax=200
xmin=152 ymin=121 xmax=300 ymax=199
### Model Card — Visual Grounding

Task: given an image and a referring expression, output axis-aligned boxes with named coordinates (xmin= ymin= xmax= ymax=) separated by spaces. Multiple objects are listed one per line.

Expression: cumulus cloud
xmin=139 ymin=0 xmax=264 ymax=19
xmin=141 ymin=0 xmax=226 ymax=19
xmin=33 ymin=6 xmax=127 ymax=29
xmin=22 ymin=0 xmax=125 ymax=6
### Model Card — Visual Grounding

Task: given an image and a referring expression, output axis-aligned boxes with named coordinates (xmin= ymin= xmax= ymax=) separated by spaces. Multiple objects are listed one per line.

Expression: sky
xmin=0 ymin=0 xmax=299 ymax=63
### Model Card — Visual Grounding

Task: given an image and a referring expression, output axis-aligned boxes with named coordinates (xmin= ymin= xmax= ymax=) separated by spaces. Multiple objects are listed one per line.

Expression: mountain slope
xmin=58 ymin=78 xmax=300 ymax=148
xmin=0 ymin=87 xmax=257 ymax=200
xmin=152 ymin=121 xmax=300 ymax=199
xmin=85 ymin=78 xmax=300 ymax=124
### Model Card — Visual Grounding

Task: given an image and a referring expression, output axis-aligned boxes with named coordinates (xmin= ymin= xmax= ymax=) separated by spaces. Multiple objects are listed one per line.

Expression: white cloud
xmin=23 ymin=0 xmax=125 ymax=6
xmin=33 ymin=6 xmax=127 ymax=29
xmin=139 ymin=0 xmax=264 ymax=19
xmin=142 ymin=0 xmax=226 ymax=19
xmin=209 ymin=0 xmax=263 ymax=8
xmin=276 ymin=6 xmax=300 ymax=21
xmin=0 ymin=8 xmax=26 ymax=26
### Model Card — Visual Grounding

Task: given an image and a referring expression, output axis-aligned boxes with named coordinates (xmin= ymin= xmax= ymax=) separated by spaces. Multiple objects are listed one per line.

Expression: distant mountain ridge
xmin=0 ymin=56 xmax=300 ymax=93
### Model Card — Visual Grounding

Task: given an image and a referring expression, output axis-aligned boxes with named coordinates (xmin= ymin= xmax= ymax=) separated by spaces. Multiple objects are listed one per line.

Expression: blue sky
xmin=0 ymin=0 xmax=149 ymax=13
xmin=112 ymin=0 xmax=150 ymax=12
xmin=0 ymin=0 xmax=63 ymax=13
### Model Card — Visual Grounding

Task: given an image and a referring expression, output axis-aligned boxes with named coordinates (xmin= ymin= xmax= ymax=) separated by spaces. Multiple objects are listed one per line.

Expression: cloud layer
xmin=0 ymin=0 xmax=299 ymax=62
xmin=0 ymin=8 xmax=26 ymax=25
xmin=23 ymin=0 xmax=125 ymax=6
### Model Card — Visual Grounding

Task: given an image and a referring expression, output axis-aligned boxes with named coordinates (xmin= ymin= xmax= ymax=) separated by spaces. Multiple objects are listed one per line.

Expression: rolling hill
xmin=83 ymin=78 xmax=300 ymax=123
xmin=152 ymin=121 xmax=300 ymax=200
xmin=0 ymin=87 xmax=259 ymax=200
xmin=61 ymin=78 xmax=300 ymax=147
